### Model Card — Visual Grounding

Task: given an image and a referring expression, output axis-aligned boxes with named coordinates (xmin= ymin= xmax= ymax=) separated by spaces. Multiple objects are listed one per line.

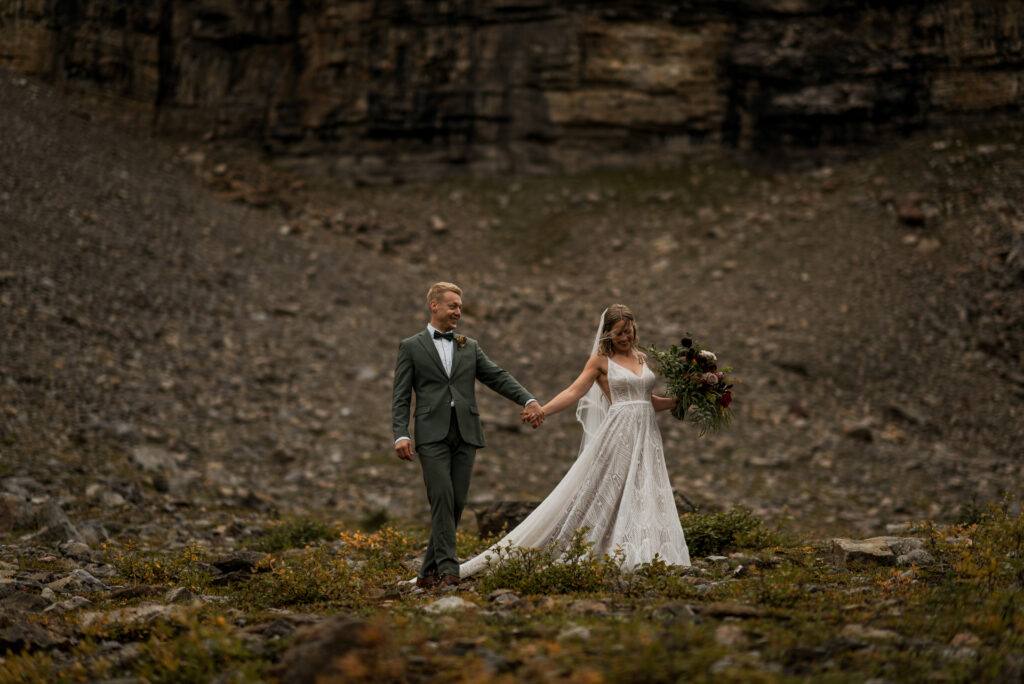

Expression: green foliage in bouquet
xmin=646 ymin=334 xmax=734 ymax=435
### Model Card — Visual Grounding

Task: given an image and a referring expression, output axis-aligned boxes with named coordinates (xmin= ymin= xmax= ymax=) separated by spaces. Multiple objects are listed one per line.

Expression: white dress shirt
xmin=427 ymin=323 xmax=455 ymax=377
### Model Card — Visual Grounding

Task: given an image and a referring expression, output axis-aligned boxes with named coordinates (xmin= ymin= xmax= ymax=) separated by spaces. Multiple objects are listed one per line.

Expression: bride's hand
xmin=651 ymin=394 xmax=678 ymax=412
xmin=521 ymin=403 xmax=545 ymax=428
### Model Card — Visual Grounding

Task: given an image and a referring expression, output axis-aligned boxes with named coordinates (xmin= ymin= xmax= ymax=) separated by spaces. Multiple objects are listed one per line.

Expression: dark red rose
xmin=680 ymin=336 xmax=692 ymax=348
xmin=719 ymin=391 xmax=733 ymax=408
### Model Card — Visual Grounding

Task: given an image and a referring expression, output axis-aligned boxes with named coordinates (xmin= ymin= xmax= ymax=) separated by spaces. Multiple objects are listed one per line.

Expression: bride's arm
xmin=651 ymin=394 xmax=678 ymax=412
xmin=539 ymin=355 xmax=605 ymax=418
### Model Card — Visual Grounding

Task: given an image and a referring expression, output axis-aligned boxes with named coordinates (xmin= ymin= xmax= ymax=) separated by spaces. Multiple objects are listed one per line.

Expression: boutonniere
xmin=455 ymin=335 xmax=467 ymax=350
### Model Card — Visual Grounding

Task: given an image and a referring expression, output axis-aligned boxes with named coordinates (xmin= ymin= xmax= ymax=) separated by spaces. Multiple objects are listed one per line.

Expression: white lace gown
xmin=460 ymin=358 xmax=690 ymax=577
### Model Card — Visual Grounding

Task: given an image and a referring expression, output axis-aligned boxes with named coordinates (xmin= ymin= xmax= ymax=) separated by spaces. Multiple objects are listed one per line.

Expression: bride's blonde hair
xmin=598 ymin=304 xmax=641 ymax=358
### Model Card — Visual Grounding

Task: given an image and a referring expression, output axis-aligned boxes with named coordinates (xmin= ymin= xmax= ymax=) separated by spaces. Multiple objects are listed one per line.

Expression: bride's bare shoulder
xmin=586 ymin=353 xmax=608 ymax=373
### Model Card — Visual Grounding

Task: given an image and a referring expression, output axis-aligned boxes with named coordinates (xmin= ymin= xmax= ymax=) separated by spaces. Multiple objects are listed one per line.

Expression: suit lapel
xmin=416 ymin=329 xmax=447 ymax=376
xmin=450 ymin=335 xmax=464 ymax=377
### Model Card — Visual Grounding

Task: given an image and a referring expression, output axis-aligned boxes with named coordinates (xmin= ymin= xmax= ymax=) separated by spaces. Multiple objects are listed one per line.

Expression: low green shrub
xmin=236 ymin=526 xmax=421 ymax=609
xmin=248 ymin=516 xmax=336 ymax=552
xmin=680 ymin=506 xmax=778 ymax=558
xmin=474 ymin=528 xmax=622 ymax=595
xmin=105 ymin=542 xmax=214 ymax=591
xmin=238 ymin=546 xmax=362 ymax=609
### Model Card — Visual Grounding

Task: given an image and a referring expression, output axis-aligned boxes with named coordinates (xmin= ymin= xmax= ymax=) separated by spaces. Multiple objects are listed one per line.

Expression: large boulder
xmin=829 ymin=536 xmax=935 ymax=569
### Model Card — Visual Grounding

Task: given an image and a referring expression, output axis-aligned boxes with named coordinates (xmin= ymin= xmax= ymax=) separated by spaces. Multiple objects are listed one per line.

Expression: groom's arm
xmin=392 ymin=340 xmax=415 ymax=459
xmin=473 ymin=343 xmax=536 ymax=409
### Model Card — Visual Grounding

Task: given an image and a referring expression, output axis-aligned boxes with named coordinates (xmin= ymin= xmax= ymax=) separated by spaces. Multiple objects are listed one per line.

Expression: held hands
xmin=520 ymin=402 xmax=546 ymax=429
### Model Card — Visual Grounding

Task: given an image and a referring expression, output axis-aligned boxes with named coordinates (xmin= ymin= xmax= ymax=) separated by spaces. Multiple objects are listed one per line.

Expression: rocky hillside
xmin=1 ymin=69 xmax=1021 ymax=541
xmin=1 ymin=1 xmax=1022 ymax=180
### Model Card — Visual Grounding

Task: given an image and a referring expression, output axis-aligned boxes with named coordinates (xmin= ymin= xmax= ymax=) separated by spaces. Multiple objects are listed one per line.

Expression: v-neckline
xmin=608 ymin=356 xmax=644 ymax=378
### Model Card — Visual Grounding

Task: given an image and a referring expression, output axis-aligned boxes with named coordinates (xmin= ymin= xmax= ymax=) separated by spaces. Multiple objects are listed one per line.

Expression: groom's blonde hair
xmin=427 ymin=281 xmax=463 ymax=307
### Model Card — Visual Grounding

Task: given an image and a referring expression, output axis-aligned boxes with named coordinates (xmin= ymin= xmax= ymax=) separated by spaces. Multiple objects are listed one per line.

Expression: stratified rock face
xmin=1 ymin=1 xmax=1022 ymax=178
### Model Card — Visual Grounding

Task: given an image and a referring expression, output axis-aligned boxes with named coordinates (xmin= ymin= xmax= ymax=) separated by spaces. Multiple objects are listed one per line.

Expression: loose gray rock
xmin=211 ymin=550 xmax=265 ymax=574
xmin=59 ymin=540 xmax=95 ymax=561
xmin=165 ymin=587 xmax=196 ymax=603
xmin=27 ymin=499 xmax=82 ymax=543
xmin=46 ymin=569 xmax=110 ymax=594
xmin=130 ymin=445 xmax=184 ymax=473
xmin=0 ymin=591 xmax=52 ymax=617
xmin=2 ymin=477 xmax=41 ymax=499
xmin=896 ymin=548 xmax=935 ymax=567
xmin=491 ymin=591 xmax=523 ymax=608
xmin=569 ymin=599 xmax=608 ymax=615
xmin=80 ymin=603 xmax=189 ymax=627
xmin=650 ymin=601 xmax=698 ymax=623
xmin=85 ymin=483 xmax=126 ymax=508
xmin=276 ymin=615 xmax=404 ymax=684
xmin=78 ymin=520 xmax=112 ymax=544
xmin=423 ymin=596 xmax=477 ymax=614
xmin=0 ymin=493 xmax=36 ymax=532
xmin=887 ymin=537 xmax=926 ymax=556
xmin=714 ymin=623 xmax=749 ymax=648
xmin=0 ymin=621 xmax=68 ymax=652
xmin=263 ymin=617 xmax=297 ymax=639
xmin=43 ymin=595 xmax=92 ymax=613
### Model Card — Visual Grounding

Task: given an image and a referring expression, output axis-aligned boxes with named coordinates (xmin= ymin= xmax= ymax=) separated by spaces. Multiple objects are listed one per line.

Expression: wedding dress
xmin=459 ymin=356 xmax=690 ymax=577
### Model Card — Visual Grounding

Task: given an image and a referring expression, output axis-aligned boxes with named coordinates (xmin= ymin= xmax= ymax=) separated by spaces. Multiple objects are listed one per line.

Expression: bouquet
xmin=646 ymin=335 xmax=735 ymax=435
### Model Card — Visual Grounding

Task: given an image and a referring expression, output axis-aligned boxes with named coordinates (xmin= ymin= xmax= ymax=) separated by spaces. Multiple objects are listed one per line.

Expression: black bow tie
xmin=433 ymin=330 xmax=454 ymax=341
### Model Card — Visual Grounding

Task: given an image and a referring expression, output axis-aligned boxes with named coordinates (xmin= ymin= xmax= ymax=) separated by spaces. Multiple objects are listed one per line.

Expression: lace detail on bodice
xmin=607 ymin=357 xmax=656 ymax=405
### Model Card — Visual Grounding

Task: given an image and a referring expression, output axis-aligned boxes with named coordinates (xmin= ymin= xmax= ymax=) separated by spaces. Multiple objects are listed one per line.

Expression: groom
xmin=392 ymin=282 xmax=544 ymax=588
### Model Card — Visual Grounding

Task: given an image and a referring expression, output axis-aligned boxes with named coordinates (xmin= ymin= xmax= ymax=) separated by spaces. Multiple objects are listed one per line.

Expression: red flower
xmin=719 ymin=391 xmax=733 ymax=408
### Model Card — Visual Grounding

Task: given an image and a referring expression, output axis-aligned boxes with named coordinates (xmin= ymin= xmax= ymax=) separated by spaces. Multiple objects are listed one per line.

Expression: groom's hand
xmin=395 ymin=439 xmax=414 ymax=461
xmin=521 ymin=403 xmax=545 ymax=429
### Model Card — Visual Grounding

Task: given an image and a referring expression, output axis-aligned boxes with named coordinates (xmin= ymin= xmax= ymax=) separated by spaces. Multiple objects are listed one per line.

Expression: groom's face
xmin=430 ymin=291 xmax=462 ymax=332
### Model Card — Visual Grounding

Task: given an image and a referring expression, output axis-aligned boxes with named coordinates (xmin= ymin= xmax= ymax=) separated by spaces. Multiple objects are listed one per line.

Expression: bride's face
xmin=608 ymin=320 xmax=635 ymax=353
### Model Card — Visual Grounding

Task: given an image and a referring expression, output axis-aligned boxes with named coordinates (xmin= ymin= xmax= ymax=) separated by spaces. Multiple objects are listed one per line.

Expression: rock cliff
xmin=2 ymin=0 xmax=1022 ymax=179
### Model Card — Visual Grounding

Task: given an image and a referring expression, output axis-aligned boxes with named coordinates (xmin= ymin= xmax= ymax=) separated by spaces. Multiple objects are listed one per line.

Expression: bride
xmin=458 ymin=304 xmax=690 ymax=578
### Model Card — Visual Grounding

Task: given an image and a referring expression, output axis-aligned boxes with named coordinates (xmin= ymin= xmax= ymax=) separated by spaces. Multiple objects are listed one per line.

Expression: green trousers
xmin=417 ymin=408 xmax=476 ymax=577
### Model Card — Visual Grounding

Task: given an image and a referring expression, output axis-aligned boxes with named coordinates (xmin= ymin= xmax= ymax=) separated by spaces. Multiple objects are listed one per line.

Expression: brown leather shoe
xmin=438 ymin=573 xmax=462 ymax=587
xmin=416 ymin=575 xmax=439 ymax=589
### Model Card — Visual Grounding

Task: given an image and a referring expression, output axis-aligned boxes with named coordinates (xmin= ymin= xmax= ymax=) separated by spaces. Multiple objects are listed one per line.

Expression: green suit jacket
xmin=392 ymin=329 xmax=534 ymax=448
